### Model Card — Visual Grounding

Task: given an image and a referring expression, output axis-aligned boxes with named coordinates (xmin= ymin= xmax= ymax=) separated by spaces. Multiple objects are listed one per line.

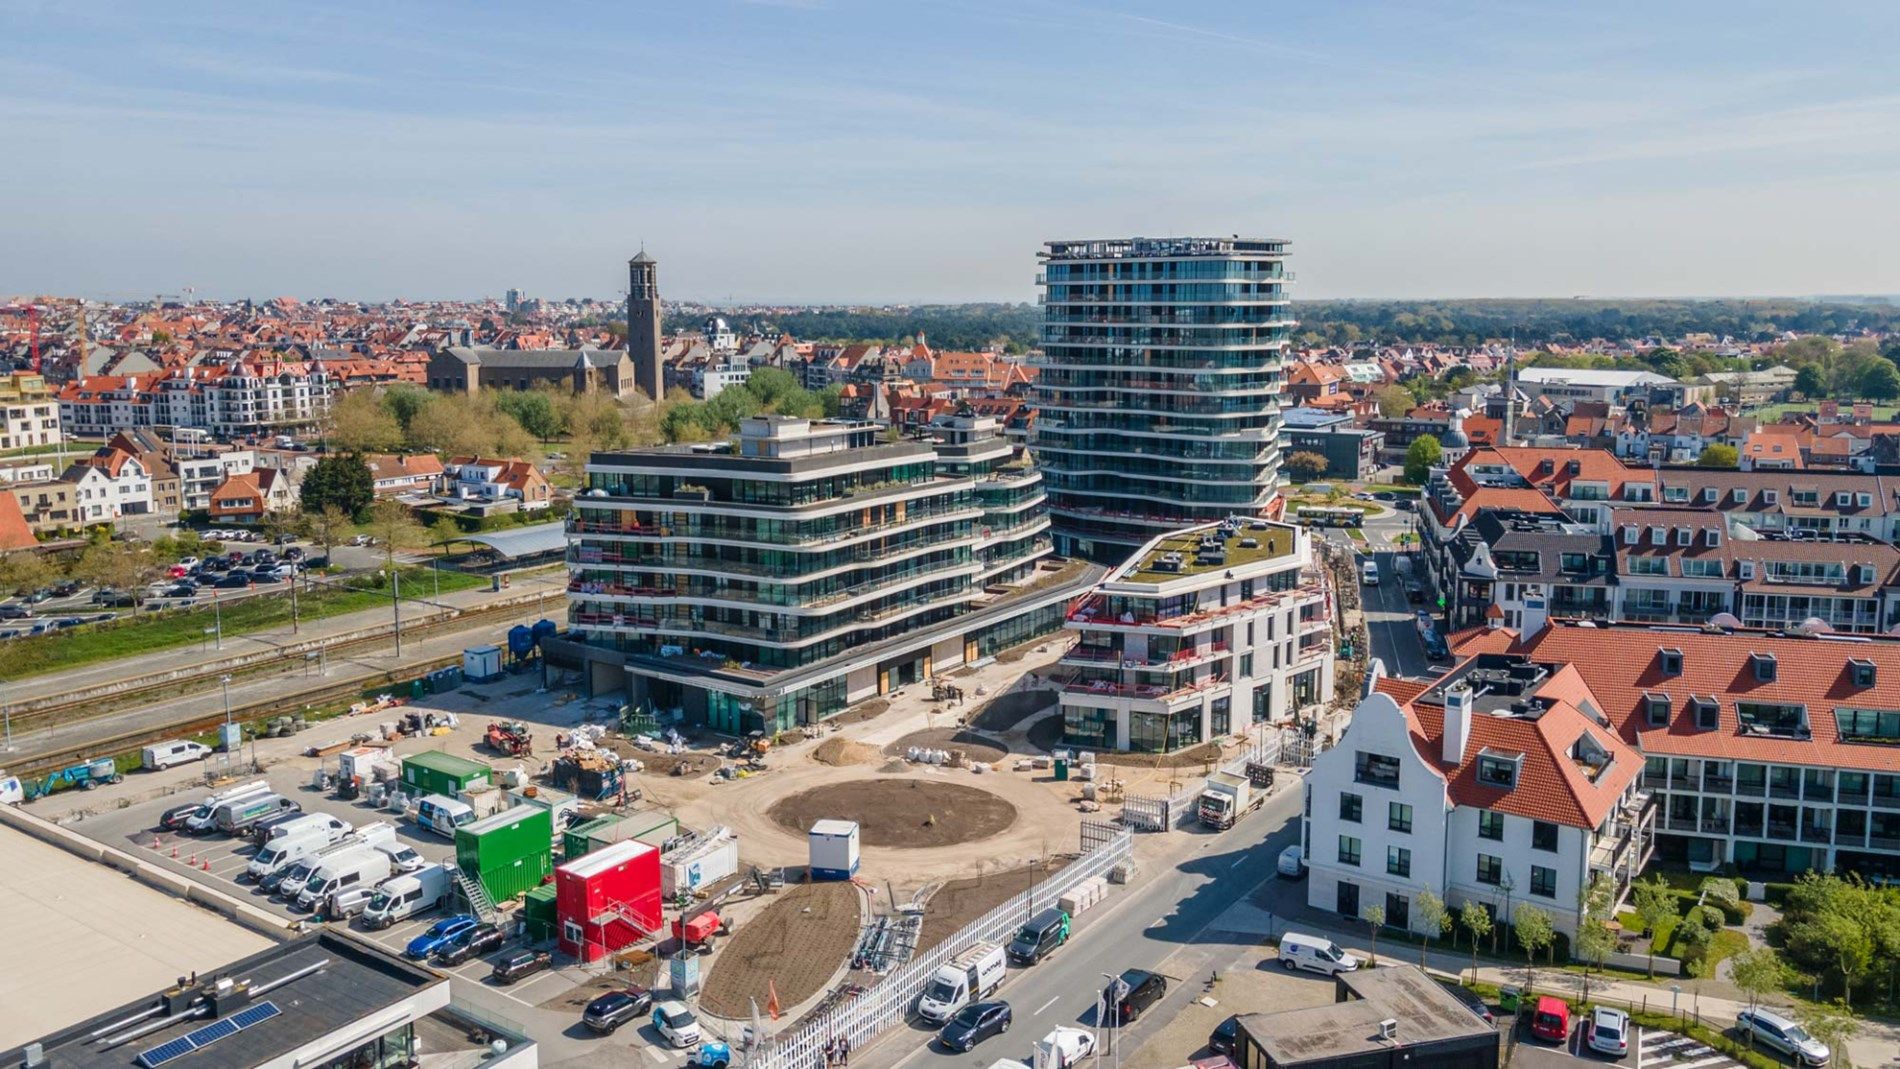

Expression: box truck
xmin=141 ymin=740 xmax=211 ymax=771
xmin=917 ymin=942 xmax=1007 ymax=1023
xmin=1197 ymin=772 xmax=1263 ymax=830
xmin=360 ymin=863 xmax=453 ymax=929
xmin=183 ymin=780 xmax=272 ymax=834
xmin=295 ymin=848 xmax=393 ymax=912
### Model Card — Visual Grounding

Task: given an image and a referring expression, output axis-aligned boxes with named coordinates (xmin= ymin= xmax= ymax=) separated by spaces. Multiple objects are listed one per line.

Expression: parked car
xmin=1277 ymin=844 xmax=1306 ymax=878
xmin=490 ymin=949 xmax=551 ymax=985
xmin=159 ymin=801 xmax=204 ymax=830
xmin=582 ymin=986 xmax=654 ymax=1034
xmin=1007 ymin=907 xmax=1071 ymax=966
xmin=406 ymin=915 xmax=479 ymax=959
xmin=650 ymin=1001 xmax=701 ymax=1047
xmin=1102 ymin=969 xmax=1166 ymax=1025
xmin=1437 ymin=982 xmax=1495 ymax=1026
xmin=1278 ymin=932 xmax=1358 ymax=975
xmin=1585 ymin=1007 xmax=1628 ymax=1057
xmin=435 ymin=922 xmax=506 ymax=965
xmin=937 ymin=1000 xmax=1011 ymax=1052
xmin=214 ymin=574 xmax=253 ymax=589
xmin=93 ymin=589 xmax=135 ymax=606
xmin=1530 ymin=996 xmax=1570 ymax=1043
xmin=23 ymin=589 xmax=52 ymax=604
xmin=1736 ymin=1008 xmax=1830 ymax=1066
xmin=284 ymin=547 xmax=306 ymax=561
xmin=52 ymin=580 xmax=83 ymax=596
xmin=274 ymin=533 xmax=298 ymax=545
xmin=1207 ymin=1015 xmax=1240 ymax=1057
xmin=1405 ymin=582 xmax=1424 ymax=604
xmin=0 ymin=605 xmax=30 ymax=620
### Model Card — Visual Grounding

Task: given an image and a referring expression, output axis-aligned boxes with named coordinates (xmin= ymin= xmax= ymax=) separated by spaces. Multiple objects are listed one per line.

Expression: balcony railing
xmin=1703 ymin=775 xmax=1734 ymax=792
xmin=1869 ymin=835 xmax=1900 ymax=851
xmin=1801 ymin=825 xmax=1833 ymax=844
xmin=1057 ymin=672 xmax=1227 ymax=704
xmin=1768 ymin=783 xmax=1801 ymax=800
xmin=1873 ymin=794 xmax=1900 ymax=811
xmin=1767 ymin=822 xmax=1798 ymax=840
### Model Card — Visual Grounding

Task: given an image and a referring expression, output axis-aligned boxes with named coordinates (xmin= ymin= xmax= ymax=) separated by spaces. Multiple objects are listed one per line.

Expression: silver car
xmin=1736 ymin=1008 xmax=1828 ymax=1067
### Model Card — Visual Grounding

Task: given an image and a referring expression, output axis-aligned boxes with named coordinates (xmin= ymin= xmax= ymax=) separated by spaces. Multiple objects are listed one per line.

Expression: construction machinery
xmin=484 ymin=720 xmax=533 ymax=757
xmin=23 ymin=757 xmax=122 ymax=800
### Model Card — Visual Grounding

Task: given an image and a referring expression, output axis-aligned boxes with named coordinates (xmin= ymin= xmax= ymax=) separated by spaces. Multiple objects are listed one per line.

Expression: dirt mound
xmin=699 ymin=881 xmax=861 ymax=1019
xmin=1025 ymin=712 xmax=1062 ymax=752
xmin=767 ymin=779 xmax=1018 ymax=848
xmin=882 ymin=728 xmax=1009 ymax=765
xmin=828 ymin=698 xmax=891 ymax=726
xmin=813 ymin=736 xmax=881 ymax=766
xmin=639 ymin=752 xmax=723 ymax=778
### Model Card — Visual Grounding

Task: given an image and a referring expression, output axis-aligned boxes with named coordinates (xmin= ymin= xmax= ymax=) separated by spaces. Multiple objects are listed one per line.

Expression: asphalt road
xmin=864 ymin=784 xmax=1308 ymax=1069
xmin=1317 ymin=506 xmax=1433 ymax=681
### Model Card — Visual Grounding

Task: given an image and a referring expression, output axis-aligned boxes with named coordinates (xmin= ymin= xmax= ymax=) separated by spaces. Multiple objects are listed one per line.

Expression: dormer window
xmin=1476 ymin=750 xmax=1523 ymax=789
xmin=1645 ymin=693 xmax=1672 ymax=727
xmin=1675 ymin=527 xmax=1693 ymax=546
xmin=1703 ymin=487 xmax=1718 ymax=503
xmin=1623 ymin=525 xmax=1639 ymax=545
xmin=1763 ymin=490 xmax=1779 ymax=505
xmin=1837 ymin=492 xmax=1853 ymax=507
xmin=1859 ymin=565 xmax=1877 ymax=585
xmin=1731 ymin=487 xmax=1746 ymax=504
xmin=1739 ymin=561 xmax=1756 ymax=579
xmin=1752 ymin=652 xmax=1777 ymax=683
xmin=1851 ymin=659 xmax=1877 ymax=688
xmin=1706 ymin=529 xmax=1723 ymax=547
xmin=1649 ymin=526 xmax=1666 ymax=545
xmin=1858 ymin=493 xmax=1873 ymax=507
xmin=1659 ymin=648 xmax=1683 ymax=676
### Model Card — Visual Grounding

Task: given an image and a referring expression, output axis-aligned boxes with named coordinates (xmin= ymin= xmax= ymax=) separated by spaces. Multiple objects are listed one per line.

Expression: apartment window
xmin=1752 ymin=652 xmax=1777 ymax=682
xmin=1354 ymin=751 xmax=1401 ymax=789
xmin=1389 ymin=802 xmax=1413 ymax=834
xmin=1532 ymin=820 xmax=1559 ymax=852
xmin=1851 ymin=659 xmax=1876 ymax=688
xmin=1477 ymin=752 xmax=1520 ymax=789
xmin=1387 ymin=846 xmax=1412 ymax=878
xmin=1340 ymin=793 xmax=1363 ymax=823
xmin=1476 ymin=854 xmax=1503 ymax=885
xmin=1693 ymin=697 xmax=1721 ymax=730
xmin=1707 ymin=528 xmax=1723 ymax=547
xmin=1837 ymin=491 xmax=1852 ymax=507
xmin=1530 ymin=865 xmax=1557 ymax=898
xmin=1836 ymin=708 xmax=1900 ymax=742
xmin=1239 ymin=653 xmax=1253 ymax=678
xmin=1683 ymin=559 xmax=1724 ymax=578
xmin=1732 ymin=487 xmax=1747 ymax=503
xmin=1738 ymin=561 xmax=1756 ymax=579
xmin=1338 ymin=835 xmax=1362 ymax=866
xmin=1658 ymin=648 xmax=1683 ymax=676
xmin=1645 ymin=693 xmax=1671 ymax=727
xmin=1477 ymin=810 xmax=1505 ymax=841
xmin=1675 ymin=527 xmax=1693 ymax=546
xmin=1858 ymin=492 xmax=1873 ymax=507
xmin=1737 ymin=702 xmax=1807 ymax=737
xmin=1702 ymin=487 xmax=1718 ymax=503
xmin=1762 ymin=489 xmax=1778 ymax=504
xmin=1622 ymin=525 xmax=1639 ymax=545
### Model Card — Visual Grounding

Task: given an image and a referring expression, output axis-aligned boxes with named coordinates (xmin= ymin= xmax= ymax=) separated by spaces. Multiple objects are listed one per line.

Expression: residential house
xmin=367 ymin=453 xmax=446 ymax=497
xmin=207 ymin=468 xmax=295 ymax=521
xmin=441 ymin=456 xmax=552 ymax=511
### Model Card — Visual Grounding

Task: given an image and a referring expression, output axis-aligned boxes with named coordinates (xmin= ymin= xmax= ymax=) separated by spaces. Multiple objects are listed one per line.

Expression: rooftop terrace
xmin=1119 ymin=520 xmax=1296 ymax=584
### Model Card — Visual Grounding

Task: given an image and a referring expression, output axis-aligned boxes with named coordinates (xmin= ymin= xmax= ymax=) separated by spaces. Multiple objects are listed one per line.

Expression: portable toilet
xmin=808 ymin=819 xmax=860 ymax=880
xmin=463 ymin=645 xmax=503 ymax=683
xmin=556 ymin=838 xmax=663 ymax=962
xmin=454 ymin=805 xmax=553 ymax=903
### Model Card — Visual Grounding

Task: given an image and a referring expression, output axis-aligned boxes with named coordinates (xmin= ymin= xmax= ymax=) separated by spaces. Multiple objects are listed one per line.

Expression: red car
xmin=1530 ymin=997 xmax=1570 ymax=1043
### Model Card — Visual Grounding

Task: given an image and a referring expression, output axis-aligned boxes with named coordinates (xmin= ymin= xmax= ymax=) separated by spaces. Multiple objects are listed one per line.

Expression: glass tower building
xmin=1033 ymin=236 xmax=1294 ymax=561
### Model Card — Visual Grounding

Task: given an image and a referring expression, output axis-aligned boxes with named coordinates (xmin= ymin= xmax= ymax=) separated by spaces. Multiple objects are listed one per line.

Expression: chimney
xmin=1443 ymin=683 xmax=1474 ymax=765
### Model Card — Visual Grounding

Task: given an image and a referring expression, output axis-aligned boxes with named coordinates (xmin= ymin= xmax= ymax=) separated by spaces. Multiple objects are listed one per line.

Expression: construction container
xmin=463 ymin=645 xmax=503 ymax=683
xmin=455 ymin=805 xmax=553 ymax=904
xmin=808 ymin=819 xmax=860 ymax=881
xmin=563 ymin=811 xmax=682 ymax=861
xmin=556 ymin=839 xmax=663 ymax=962
xmin=401 ymin=750 xmax=491 ymax=798
xmin=522 ymin=884 xmax=559 ymax=943
xmin=506 ymin=784 xmax=580 ymax=844
xmin=660 ymin=826 xmax=741 ymax=897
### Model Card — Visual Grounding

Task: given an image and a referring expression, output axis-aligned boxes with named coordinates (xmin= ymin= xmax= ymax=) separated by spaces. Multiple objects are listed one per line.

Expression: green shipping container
xmin=401 ymin=750 xmax=492 ymax=798
xmin=522 ymin=884 xmax=559 ymax=943
xmin=562 ymin=815 xmax=622 ymax=862
xmin=561 ymin=811 xmax=682 ymax=861
xmin=456 ymin=806 xmax=553 ymax=903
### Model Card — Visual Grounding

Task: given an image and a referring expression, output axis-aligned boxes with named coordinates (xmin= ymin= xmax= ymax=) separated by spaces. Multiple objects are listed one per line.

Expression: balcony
xmin=1703 ymin=774 xmax=1734 ymax=793
xmin=1057 ymin=671 xmax=1227 ymax=707
xmin=1663 ymin=815 xmax=1700 ymax=833
xmin=1800 ymin=825 xmax=1833 ymax=844
xmin=1768 ymin=782 xmax=1801 ymax=800
xmin=1869 ymin=835 xmax=1900 ymax=851
xmin=1873 ymin=793 xmax=1900 ymax=811
xmin=1766 ymin=822 xmax=1798 ymax=840
xmin=1641 ymin=772 xmax=1671 ymax=791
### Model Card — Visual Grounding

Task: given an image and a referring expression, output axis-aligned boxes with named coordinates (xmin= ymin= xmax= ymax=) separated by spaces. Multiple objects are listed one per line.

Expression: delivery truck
xmin=360 ymin=863 xmax=453 ymax=929
xmin=415 ymin=794 xmax=476 ymax=838
xmin=182 ymin=780 xmax=272 ymax=834
xmin=213 ymin=792 xmax=300 ymax=835
xmin=141 ymin=740 xmax=212 ymax=771
xmin=294 ymin=847 xmax=393 ymax=912
xmin=1197 ymin=771 xmax=1263 ymax=830
xmin=917 ymin=942 xmax=1007 ymax=1024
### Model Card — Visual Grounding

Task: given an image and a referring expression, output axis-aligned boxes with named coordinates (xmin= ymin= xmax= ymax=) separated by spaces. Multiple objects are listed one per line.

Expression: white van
xmin=294 ymin=848 xmax=392 ymax=912
xmin=415 ymin=794 xmax=476 ymax=838
xmin=142 ymin=740 xmax=212 ymax=771
xmin=360 ymin=863 xmax=452 ymax=930
xmin=917 ymin=942 xmax=1008 ymax=1023
xmin=1360 ymin=560 xmax=1380 ymax=586
xmin=1277 ymin=931 xmax=1361 ymax=976
xmin=262 ymin=812 xmax=352 ymax=846
xmin=184 ymin=781 xmax=273 ymax=834
xmin=247 ymin=830 xmax=328 ymax=882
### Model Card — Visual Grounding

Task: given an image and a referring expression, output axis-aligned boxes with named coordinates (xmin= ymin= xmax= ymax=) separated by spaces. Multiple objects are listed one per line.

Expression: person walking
xmin=838 ymin=1035 xmax=851 ymax=1066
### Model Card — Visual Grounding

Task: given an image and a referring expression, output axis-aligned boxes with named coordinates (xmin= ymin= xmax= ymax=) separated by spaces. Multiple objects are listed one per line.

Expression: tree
xmin=1631 ymin=876 xmax=1679 ymax=978
xmin=1861 ymin=359 xmax=1900 ymax=402
xmin=366 ymin=499 xmax=426 ymax=573
xmin=492 ymin=388 xmax=565 ymax=441
xmin=1362 ymin=904 xmax=1386 ymax=967
xmin=428 ymin=515 xmax=464 ymax=554
xmin=309 ymin=505 xmax=352 ymax=567
xmin=1513 ymin=904 xmax=1555 ymax=996
xmin=324 ymin=389 xmax=404 ymax=453
xmin=1373 ymin=385 xmax=1416 ymax=418
xmin=1284 ymin=451 xmax=1330 ymax=483
xmin=1696 ymin=443 xmax=1739 ymax=468
xmin=1404 ymin=434 xmax=1443 ymax=485
xmin=1414 ymin=886 xmax=1451 ymax=968
xmin=1793 ymin=1001 xmax=1858 ymax=1066
xmin=1729 ymin=947 xmax=1793 ymax=1012
xmin=299 ymin=454 xmax=375 ymax=519
xmin=1794 ymin=363 xmax=1827 ymax=400
xmin=380 ymin=384 xmax=431 ymax=432
xmin=1787 ymin=911 xmax=1874 ymax=1005
xmin=0 ymin=551 xmax=59 ymax=595
xmin=1459 ymin=901 xmax=1492 ymax=982
xmin=72 ymin=542 xmax=161 ymax=603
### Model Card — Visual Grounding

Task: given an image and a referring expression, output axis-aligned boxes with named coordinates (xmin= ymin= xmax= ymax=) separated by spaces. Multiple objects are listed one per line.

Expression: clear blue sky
xmin=3 ymin=1 xmax=1895 ymax=304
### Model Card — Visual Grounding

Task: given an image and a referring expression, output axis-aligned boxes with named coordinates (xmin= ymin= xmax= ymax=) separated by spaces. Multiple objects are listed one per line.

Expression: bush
xmin=1763 ymin=883 xmax=1797 ymax=907
xmin=1700 ymin=876 xmax=1740 ymax=907
xmin=1717 ymin=900 xmax=1751 ymax=926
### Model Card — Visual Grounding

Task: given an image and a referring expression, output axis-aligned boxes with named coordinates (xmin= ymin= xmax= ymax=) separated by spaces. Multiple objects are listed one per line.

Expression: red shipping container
xmin=555 ymin=838 xmax=662 ymax=962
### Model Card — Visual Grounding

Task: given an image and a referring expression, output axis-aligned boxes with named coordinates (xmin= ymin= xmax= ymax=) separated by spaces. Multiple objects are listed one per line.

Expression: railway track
xmin=5 ymin=591 xmax=565 ymax=735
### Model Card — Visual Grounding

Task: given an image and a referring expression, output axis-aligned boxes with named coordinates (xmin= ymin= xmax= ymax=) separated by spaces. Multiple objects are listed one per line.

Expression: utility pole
xmin=392 ymin=571 xmax=402 ymax=657
xmin=213 ymin=592 xmax=224 ymax=650
xmin=221 ymin=674 xmax=233 ymax=725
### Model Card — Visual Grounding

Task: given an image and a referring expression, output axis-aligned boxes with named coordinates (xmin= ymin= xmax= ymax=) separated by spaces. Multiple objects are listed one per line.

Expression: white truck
xmin=360 ymin=863 xmax=453 ymax=929
xmin=1197 ymin=771 xmax=1263 ymax=830
xmin=917 ymin=942 xmax=1007 ymax=1023
xmin=294 ymin=847 xmax=392 ymax=912
xmin=142 ymin=740 xmax=212 ymax=771
xmin=183 ymin=781 xmax=273 ymax=834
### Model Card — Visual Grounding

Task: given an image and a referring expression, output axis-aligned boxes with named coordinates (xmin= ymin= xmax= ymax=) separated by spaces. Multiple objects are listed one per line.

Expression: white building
xmin=1515 ymin=366 xmax=1677 ymax=405
xmin=1057 ymin=519 xmax=1334 ymax=751
xmin=64 ymin=448 xmax=153 ymax=522
xmin=1303 ymin=666 xmax=1652 ymax=940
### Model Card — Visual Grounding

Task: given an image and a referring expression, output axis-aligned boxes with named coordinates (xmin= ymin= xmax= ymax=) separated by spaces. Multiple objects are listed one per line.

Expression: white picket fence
xmin=749 ymin=826 xmax=1134 ymax=1069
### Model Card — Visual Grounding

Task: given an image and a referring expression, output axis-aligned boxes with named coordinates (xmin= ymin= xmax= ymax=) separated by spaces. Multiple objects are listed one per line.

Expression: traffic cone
xmin=202 ymin=858 xmax=211 ymax=871
xmin=171 ymin=845 xmax=178 ymax=859
xmin=187 ymin=854 xmax=196 ymax=866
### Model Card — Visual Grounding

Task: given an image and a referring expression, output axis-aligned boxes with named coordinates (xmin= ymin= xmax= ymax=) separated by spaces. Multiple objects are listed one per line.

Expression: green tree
xmin=1404 ymin=434 xmax=1443 ymax=485
xmin=380 ymin=384 xmax=431 ymax=431
xmin=1575 ymin=873 xmax=1619 ymax=1002
xmin=1363 ymin=904 xmax=1386 ymax=967
xmin=308 ymin=504 xmax=352 ymax=567
xmin=1860 ymin=359 xmax=1900 ymax=402
xmin=0 ymin=551 xmax=60 ymax=595
xmin=1632 ymin=876 xmax=1679 ymax=978
xmin=492 ymin=388 xmax=564 ymax=441
xmin=1513 ymin=904 xmax=1555 ymax=996
xmin=323 ymin=388 xmax=404 ymax=453
xmin=1787 ymin=911 xmax=1874 ymax=1005
xmin=1459 ymin=900 xmax=1492 ymax=982
xmin=1696 ymin=443 xmax=1739 ymax=468
xmin=1373 ymin=385 xmax=1416 ymax=418
xmin=299 ymin=454 xmax=375 ymax=519
xmin=1729 ymin=947 xmax=1793 ymax=1012
xmin=1794 ymin=363 xmax=1827 ymax=399
xmin=72 ymin=541 xmax=161 ymax=604
xmin=1414 ymin=886 xmax=1451 ymax=968
xmin=1284 ymin=451 xmax=1330 ymax=483
xmin=366 ymin=499 xmax=427 ymax=573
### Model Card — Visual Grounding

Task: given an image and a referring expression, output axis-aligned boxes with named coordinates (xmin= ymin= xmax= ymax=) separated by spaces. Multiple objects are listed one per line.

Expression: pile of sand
xmin=813 ymin=736 xmax=882 ymax=766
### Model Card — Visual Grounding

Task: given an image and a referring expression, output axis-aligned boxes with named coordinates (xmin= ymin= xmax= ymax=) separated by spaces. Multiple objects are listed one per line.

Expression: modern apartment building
xmin=1304 ymin=665 xmax=1651 ymax=940
xmin=927 ymin=410 xmax=1051 ymax=586
xmin=558 ymin=415 xmax=1093 ymax=734
xmin=1034 ymin=237 xmax=1294 ymax=562
xmin=0 ymin=371 xmax=61 ymax=451
xmin=57 ymin=360 xmax=334 ymax=438
xmin=1056 ymin=518 xmax=1334 ymax=752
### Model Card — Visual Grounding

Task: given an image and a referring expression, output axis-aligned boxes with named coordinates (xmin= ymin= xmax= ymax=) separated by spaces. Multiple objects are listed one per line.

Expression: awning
xmin=453 ymin=522 xmax=565 ymax=559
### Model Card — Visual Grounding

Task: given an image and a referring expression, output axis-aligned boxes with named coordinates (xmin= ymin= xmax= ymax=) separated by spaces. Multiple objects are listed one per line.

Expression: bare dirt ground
xmin=915 ymin=859 xmax=1070 ymax=954
xmin=881 ymin=727 xmax=1009 ymax=765
xmin=767 ymin=779 xmax=1018 ymax=849
xmin=699 ymin=880 xmax=863 ymax=1018
xmin=828 ymin=698 xmax=890 ymax=726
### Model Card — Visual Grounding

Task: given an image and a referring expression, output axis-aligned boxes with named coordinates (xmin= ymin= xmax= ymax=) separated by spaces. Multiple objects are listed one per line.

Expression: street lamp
xmin=1499 ymin=870 xmax=1516 ymax=953
xmin=221 ymin=674 xmax=233 ymax=726
xmin=1100 ymin=972 xmax=1124 ymax=1069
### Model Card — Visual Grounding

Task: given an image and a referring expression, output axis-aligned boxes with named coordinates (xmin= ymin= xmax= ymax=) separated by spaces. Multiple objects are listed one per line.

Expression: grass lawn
xmin=7 ymin=568 xmax=490 ymax=679
xmin=1347 ymin=528 xmax=1369 ymax=544
xmin=0 ymin=438 xmax=105 ymax=459
xmin=1749 ymin=401 xmax=1899 ymax=422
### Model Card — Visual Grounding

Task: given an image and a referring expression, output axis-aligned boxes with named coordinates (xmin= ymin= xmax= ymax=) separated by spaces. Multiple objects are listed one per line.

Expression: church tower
xmin=627 ymin=251 xmax=663 ymax=403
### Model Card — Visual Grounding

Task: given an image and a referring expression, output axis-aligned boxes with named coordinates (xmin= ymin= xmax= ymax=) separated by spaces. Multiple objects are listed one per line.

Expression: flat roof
xmin=559 ymin=836 xmax=655 ymax=879
xmin=6 ymin=931 xmax=442 ymax=1069
xmin=809 ymin=819 xmax=859 ymax=835
xmin=453 ymin=521 xmax=565 ymax=559
xmin=1121 ymin=521 xmax=1296 ymax=583
xmin=1237 ymin=966 xmax=1494 ymax=1067
xmin=0 ymin=823 xmax=275 ymax=1051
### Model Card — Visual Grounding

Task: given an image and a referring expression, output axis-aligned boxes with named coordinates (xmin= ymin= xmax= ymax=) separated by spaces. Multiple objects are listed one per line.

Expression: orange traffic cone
xmin=201 ymin=858 xmax=211 ymax=871
xmin=187 ymin=854 xmax=197 ymax=866
xmin=171 ymin=845 xmax=178 ymax=859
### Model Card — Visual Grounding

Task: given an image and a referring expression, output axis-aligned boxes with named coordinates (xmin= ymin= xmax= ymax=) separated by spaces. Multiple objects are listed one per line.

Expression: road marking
xmin=1229 ymin=857 xmax=1247 ymax=870
xmin=645 ymin=1046 xmax=671 ymax=1064
xmin=1035 ymin=996 xmax=1059 ymax=1014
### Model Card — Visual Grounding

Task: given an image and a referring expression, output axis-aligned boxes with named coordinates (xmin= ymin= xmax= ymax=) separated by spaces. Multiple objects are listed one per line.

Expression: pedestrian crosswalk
xmin=1637 ymin=1026 xmax=1743 ymax=1069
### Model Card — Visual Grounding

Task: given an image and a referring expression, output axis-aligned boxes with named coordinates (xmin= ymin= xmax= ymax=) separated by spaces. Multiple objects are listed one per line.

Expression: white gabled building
xmin=1303 ymin=659 xmax=1653 ymax=940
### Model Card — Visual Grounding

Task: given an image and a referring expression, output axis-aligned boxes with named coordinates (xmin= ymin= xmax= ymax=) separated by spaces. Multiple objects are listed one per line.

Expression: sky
xmin=3 ymin=1 xmax=1897 ymax=304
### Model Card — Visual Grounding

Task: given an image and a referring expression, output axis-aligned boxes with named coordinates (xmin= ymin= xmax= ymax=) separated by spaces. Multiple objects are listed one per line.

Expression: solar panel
xmin=228 ymin=1001 xmax=281 ymax=1029
xmin=184 ymin=1019 xmax=241 ymax=1046
xmin=135 ymin=1038 xmax=196 ymax=1069
xmin=134 ymin=1000 xmax=282 ymax=1068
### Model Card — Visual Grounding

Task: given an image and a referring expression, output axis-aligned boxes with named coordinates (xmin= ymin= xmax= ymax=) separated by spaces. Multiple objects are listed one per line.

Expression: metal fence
xmin=750 ymin=825 xmax=1134 ymax=1069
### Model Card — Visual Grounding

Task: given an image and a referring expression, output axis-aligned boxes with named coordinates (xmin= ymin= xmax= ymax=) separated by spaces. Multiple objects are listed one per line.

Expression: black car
xmin=159 ymin=802 xmax=203 ymax=831
xmin=1208 ymin=1015 xmax=1240 ymax=1057
xmin=490 ymin=950 xmax=550 ymax=985
xmin=214 ymin=574 xmax=253 ymax=589
xmin=274 ymin=533 xmax=298 ymax=545
xmin=283 ymin=547 xmax=305 ymax=561
xmin=1435 ymin=981 xmax=1494 ymax=1025
xmin=582 ymin=986 xmax=654 ymax=1034
xmin=938 ymin=1000 xmax=1011 ymax=1052
xmin=92 ymin=589 xmax=135 ymax=607
xmin=435 ymin=922 xmax=506 ymax=965
xmin=1103 ymin=969 xmax=1167 ymax=1025
xmin=1405 ymin=582 xmax=1424 ymax=604
xmin=201 ymin=557 xmax=232 ymax=573
xmin=52 ymin=580 xmax=82 ymax=597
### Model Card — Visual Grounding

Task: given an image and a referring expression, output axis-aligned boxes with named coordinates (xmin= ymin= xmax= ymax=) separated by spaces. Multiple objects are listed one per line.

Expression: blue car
xmin=405 ymin=915 xmax=478 ymax=959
